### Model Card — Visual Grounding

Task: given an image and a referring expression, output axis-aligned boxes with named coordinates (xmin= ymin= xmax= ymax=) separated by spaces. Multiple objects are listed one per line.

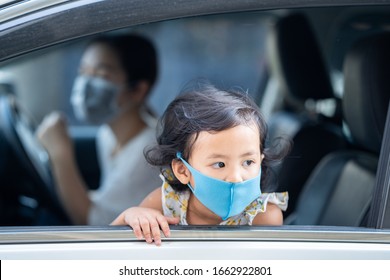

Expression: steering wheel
xmin=0 ymin=95 xmax=69 ymax=222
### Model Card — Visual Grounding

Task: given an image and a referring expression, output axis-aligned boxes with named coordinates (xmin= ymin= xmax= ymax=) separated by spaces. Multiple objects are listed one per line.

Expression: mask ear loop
xmin=176 ymin=152 xmax=196 ymax=192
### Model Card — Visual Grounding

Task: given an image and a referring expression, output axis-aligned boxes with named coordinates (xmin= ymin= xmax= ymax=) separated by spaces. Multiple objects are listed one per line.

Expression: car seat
xmin=265 ymin=13 xmax=347 ymax=217
xmin=286 ymin=32 xmax=390 ymax=226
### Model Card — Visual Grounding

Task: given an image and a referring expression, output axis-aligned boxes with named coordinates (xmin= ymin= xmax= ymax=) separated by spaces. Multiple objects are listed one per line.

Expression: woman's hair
xmin=88 ymin=34 xmax=158 ymax=92
xmin=145 ymin=83 xmax=291 ymax=192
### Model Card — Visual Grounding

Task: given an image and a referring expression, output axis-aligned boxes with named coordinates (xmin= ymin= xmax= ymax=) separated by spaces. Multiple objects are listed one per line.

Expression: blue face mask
xmin=176 ymin=152 xmax=262 ymax=220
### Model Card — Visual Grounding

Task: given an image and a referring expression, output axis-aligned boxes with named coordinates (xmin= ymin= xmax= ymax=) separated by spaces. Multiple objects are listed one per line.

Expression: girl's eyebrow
xmin=206 ymin=153 xmax=228 ymax=159
xmin=206 ymin=151 xmax=259 ymax=159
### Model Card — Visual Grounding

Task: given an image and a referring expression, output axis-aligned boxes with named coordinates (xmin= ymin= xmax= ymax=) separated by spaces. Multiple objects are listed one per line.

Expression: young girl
xmin=111 ymin=83 xmax=290 ymax=245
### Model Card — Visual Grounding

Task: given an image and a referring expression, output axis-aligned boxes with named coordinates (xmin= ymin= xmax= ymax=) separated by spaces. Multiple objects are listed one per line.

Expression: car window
xmin=1 ymin=12 xmax=272 ymax=126
xmin=0 ymin=5 xmax=389 ymax=230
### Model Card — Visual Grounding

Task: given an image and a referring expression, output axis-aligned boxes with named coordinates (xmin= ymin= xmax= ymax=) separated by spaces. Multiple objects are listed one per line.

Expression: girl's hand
xmin=111 ymin=207 xmax=179 ymax=246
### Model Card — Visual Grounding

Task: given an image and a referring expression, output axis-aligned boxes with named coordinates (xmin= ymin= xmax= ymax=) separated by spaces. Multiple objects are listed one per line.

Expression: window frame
xmin=0 ymin=0 xmax=389 ymax=235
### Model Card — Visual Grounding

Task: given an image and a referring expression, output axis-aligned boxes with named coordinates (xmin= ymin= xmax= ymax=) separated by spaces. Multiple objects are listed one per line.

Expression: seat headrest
xmin=343 ymin=33 xmax=390 ymax=153
xmin=269 ymin=13 xmax=334 ymax=101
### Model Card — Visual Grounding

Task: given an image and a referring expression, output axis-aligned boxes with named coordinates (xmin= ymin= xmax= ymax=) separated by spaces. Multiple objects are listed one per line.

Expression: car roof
xmin=1 ymin=0 xmax=390 ymax=61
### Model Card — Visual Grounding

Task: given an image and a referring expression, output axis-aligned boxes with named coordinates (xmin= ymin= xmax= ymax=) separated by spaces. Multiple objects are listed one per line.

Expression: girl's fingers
xmin=150 ymin=219 xmax=162 ymax=246
xmin=157 ymin=215 xmax=171 ymax=238
xmin=125 ymin=216 xmax=143 ymax=240
xmin=138 ymin=217 xmax=153 ymax=243
xmin=114 ymin=208 xmax=177 ymax=245
xmin=130 ymin=222 xmax=143 ymax=240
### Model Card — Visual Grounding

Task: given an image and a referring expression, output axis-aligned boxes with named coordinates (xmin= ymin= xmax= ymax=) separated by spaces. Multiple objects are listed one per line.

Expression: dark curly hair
xmin=145 ymin=83 xmax=291 ymax=192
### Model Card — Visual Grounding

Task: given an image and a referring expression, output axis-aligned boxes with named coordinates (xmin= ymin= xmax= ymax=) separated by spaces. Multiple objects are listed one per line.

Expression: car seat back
xmin=266 ymin=13 xmax=347 ymax=216
xmin=288 ymin=32 xmax=390 ymax=226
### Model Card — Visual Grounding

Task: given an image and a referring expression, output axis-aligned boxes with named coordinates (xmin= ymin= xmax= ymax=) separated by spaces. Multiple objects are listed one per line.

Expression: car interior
xmin=286 ymin=32 xmax=390 ymax=226
xmin=265 ymin=12 xmax=390 ymax=226
xmin=0 ymin=5 xmax=390 ymax=229
xmin=265 ymin=12 xmax=348 ymax=218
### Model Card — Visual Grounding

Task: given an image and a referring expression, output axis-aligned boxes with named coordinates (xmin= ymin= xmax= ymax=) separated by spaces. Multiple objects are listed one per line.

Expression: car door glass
xmin=0 ymin=6 xmax=389 ymax=229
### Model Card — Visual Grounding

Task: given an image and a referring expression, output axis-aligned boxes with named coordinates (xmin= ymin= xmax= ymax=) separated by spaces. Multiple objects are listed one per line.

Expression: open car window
xmin=0 ymin=1 xmax=390 ymax=240
xmin=0 ymin=10 xmax=276 ymax=227
xmin=1 ymin=12 xmax=272 ymax=125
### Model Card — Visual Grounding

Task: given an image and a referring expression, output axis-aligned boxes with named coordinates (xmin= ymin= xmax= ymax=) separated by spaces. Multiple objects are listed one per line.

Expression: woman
xmin=36 ymin=34 xmax=161 ymax=225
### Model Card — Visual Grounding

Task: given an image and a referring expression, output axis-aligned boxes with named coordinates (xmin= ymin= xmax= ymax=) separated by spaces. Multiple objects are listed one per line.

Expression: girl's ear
xmin=171 ymin=159 xmax=191 ymax=184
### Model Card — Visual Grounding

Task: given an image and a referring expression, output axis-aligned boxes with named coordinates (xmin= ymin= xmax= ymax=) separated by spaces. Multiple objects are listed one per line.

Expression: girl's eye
xmin=243 ymin=160 xmax=255 ymax=167
xmin=212 ymin=162 xmax=225 ymax=168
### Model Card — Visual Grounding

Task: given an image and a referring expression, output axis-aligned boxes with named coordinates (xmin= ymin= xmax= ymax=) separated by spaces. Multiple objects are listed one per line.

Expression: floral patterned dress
xmin=160 ymin=176 xmax=288 ymax=225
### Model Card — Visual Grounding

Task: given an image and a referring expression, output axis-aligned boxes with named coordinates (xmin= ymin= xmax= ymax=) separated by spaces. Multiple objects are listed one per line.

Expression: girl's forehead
xmin=189 ymin=124 xmax=261 ymax=157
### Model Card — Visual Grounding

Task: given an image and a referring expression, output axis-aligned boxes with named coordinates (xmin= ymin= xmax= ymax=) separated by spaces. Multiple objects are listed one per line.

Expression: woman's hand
xmin=111 ymin=207 xmax=180 ymax=246
xmin=36 ymin=112 xmax=73 ymax=161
